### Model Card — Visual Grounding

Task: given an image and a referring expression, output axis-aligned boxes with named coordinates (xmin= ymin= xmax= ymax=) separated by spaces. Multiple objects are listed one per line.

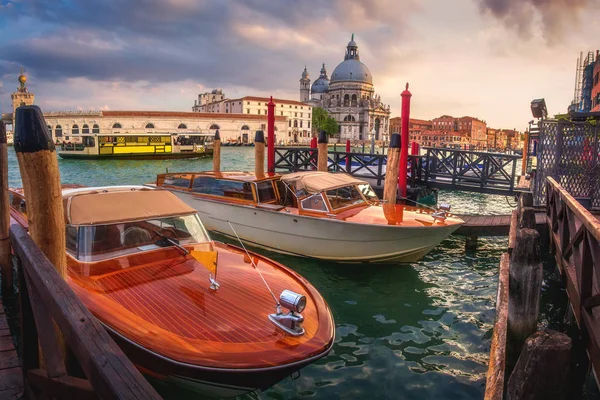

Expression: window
xmin=281 ymin=112 xmax=283 ymax=116
xmin=344 ymin=94 xmax=350 ymax=107
xmin=300 ymin=193 xmax=328 ymax=212
xmin=308 ymin=121 xmax=311 ymax=129
xmin=247 ymin=102 xmax=250 ymax=105
xmin=257 ymin=110 xmax=260 ymax=114
xmin=300 ymin=121 xmax=303 ymax=128
xmin=163 ymin=174 xmax=193 ymax=189
xmin=209 ymin=124 xmax=220 ymax=130
xmin=55 ymin=125 xmax=63 ymax=137
xmin=192 ymin=177 xmax=254 ymax=200
xmin=82 ymin=124 xmax=89 ymax=134
xmin=72 ymin=124 xmax=80 ymax=134
xmin=178 ymin=123 xmax=187 ymax=129
xmin=294 ymin=120 xmax=298 ymax=128
xmin=258 ymin=102 xmax=261 ymax=106
xmin=92 ymin=124 xmax=100 ymax=134
xmin=241 ymin=125 xmax=250 ymax=130
xmin=256 ymin=181 xmax=276 ymax=203
xmin=83 ymin=137 xmax=95 ymax=147
xmin=247 ymin=109 xmax=250 ymax=114
xmin=47 ymin=125 xmax=52 ymax=134
xmin=145 ymin=123 xmax=155 ymax=129
xmin=289 ymin=120 xmax=292 ymax=127
xmin=295 ymin=106 xmax=298 ymax=109
xmin=112 ymin=123 xmax=122 ymax=129
xmin=295 ymin=112 xmax=297 ymax=117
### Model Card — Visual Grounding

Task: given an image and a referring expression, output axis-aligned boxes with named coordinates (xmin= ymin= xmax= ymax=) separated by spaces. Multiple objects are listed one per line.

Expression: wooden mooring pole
xmin=0 ymin=121 xmax=11 ymax=297
xmin=14 ymin=106 xmax=66 ymax=277
xmin=383 ymin=133 xmax=400 ymax=206
xmin=317 ymin=130 xmax=328 ymax=172
xmin=255 ymin=130 xmax=265 ymax=179
xmin=213 ymin=129 xmax=221 ymax=173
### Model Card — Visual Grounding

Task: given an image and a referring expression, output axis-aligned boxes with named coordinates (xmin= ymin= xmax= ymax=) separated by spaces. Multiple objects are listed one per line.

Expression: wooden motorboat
xmin=8 ymin=186 xmax=334 ymax=397
xmin=153 ymin=171 xmax=465 ymax=263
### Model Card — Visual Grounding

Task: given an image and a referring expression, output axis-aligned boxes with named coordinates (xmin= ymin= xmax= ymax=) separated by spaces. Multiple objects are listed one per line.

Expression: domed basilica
xmin=300 ymin=35 xmax=391 ymax=141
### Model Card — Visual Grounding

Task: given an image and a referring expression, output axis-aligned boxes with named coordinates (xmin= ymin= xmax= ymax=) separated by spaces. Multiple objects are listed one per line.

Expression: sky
xmin=1 ymin=0 xmax=600 ymax=131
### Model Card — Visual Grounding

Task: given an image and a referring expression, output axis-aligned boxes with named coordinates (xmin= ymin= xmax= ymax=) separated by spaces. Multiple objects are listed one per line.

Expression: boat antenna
xmin=227 ymin=221 xmax=281 ymax=310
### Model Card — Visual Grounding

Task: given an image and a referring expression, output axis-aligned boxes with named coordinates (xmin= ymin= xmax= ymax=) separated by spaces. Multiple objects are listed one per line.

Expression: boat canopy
xmin=280 ymin=171 xmax=368 ymax=194
xmin=65 ymin=188 xmax=196 ymax=226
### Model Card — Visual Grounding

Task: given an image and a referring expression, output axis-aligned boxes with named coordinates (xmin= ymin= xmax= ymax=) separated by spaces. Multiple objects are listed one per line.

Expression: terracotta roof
xmin=101 ymin=110 xmax=286 ymax=121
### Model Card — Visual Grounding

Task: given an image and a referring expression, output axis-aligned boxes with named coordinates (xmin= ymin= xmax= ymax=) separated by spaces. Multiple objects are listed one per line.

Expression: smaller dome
xmin=18 ymin=74 xmax=26 ymax=84
xmin=347 ymin=39 xmax=357 ymax=48
xmin=301 ymin=66 xmax=309 ymax=79
xmin=311 ymin=78 xmax=329 ymax=94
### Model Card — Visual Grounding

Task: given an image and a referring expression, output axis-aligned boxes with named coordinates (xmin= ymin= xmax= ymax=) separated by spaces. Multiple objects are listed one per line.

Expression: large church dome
xmin=330 ymin=35 xmax=373 ymax=85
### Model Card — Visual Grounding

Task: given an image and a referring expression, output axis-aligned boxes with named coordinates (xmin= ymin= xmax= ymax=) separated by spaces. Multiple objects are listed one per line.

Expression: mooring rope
xmin=227 ymin=221 xmax=280 ymax=308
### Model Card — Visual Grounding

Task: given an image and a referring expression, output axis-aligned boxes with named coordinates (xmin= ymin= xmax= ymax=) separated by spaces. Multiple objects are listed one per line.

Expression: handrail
xmin=9 ymin=224 xmax=161 ymax=400
xmin=546 ymin=177 xmax=600 ymax=242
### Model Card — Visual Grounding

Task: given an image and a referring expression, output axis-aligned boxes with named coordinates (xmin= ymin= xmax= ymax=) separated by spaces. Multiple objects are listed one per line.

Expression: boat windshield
xmin=67 ymin=214 xmax=210 ymax=262
xmin=358 ymin=183 xmax=379 ymax=202
xmin=325 ymin=185 xmax=366 ymax=210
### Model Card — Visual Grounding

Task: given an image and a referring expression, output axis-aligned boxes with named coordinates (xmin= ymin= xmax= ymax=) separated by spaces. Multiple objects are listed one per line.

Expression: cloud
xmin=476 ymin=0 xmax=595 ymax=43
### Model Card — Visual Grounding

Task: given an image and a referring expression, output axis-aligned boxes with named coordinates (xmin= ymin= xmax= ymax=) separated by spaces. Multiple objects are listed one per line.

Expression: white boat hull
xmin=171 ymin=192 xmax=460 ymax=263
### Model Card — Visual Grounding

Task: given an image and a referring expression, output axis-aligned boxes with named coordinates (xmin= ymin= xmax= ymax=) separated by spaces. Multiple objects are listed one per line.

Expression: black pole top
xmin=255 ymin=130 xmax=265 ymax=143
xmin=0 ymin=121 xmax=5 ymax=145
xmin=14 ymin=105 xmax=55 ymax=153
xmin=390 ymin=133 xmax=401 ymax=149
xmin=214 ymin=129 xmax=220 ymax=141
xmin=318 ymin=130 xmax=328 ymax=144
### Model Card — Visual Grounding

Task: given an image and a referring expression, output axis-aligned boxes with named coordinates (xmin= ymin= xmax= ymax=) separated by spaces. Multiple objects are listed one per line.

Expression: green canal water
xmin=4 ymin=147 xmax=574 ymax=399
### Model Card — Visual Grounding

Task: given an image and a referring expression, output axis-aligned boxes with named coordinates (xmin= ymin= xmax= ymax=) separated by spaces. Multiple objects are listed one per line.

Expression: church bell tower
xmin=299 ymin=66 xmax=310 ymax=103
xmin=11 ymin=67 xmax=35 ymax=128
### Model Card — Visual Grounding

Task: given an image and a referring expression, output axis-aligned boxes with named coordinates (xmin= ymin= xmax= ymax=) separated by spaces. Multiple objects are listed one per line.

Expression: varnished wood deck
xmin=455 ymin=212 xmax=546 ymax=237
xmin=0 ymin=298 xmax=23 ymax=399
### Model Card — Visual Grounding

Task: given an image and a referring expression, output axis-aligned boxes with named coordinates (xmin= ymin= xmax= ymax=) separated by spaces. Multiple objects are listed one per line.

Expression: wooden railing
xmin=273 ymin=147 xmax=520 ymax=195
xmin=273 ymin=147 xmax=421 ymax=188
xmin=546 ymin=176 xmax=600 ymax=380
xmin=9 ymin=224 xmax=161 ymax=400
xmin=422 ymin=147 xmax=520 ymax=194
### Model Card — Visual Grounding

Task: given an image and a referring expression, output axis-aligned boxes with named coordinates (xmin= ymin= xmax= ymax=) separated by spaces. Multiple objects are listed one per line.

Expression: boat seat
xmin=121 ymin=226 xmax=153 ymax=247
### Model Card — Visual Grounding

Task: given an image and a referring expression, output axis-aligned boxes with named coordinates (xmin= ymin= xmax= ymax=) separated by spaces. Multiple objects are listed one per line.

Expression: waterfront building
xmin=300 ymin=35 xmax=391 ymax=142
xmin=389 ymin=117 xmax=432 ymax=146
xmin=1 ymin=72 xmax=286 ymax=145
xmin=192 ymin=93 xmax=312 ymax=143
xmin=432 ymin=115 xmax=487 ymax=149
xmin=592 ymin=51 xmax=600 ymax=112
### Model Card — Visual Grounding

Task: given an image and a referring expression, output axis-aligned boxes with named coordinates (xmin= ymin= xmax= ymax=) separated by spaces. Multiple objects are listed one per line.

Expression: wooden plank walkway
xmin=0 ymin=298 xmax=23 ymax=399
xmin=455 ymin=212 xmax=547 ymax=237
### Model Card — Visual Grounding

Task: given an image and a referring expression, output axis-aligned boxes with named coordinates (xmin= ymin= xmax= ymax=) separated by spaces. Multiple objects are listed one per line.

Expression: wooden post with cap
xmin=383 ymin=133 xmax=401 ymax=206
xmin=255 ymin=130 xmax=265 ymax=179
xmin=0 ymin=121 xmax=11 ymax=297
xmin=213 ymin=129 xmax=221 ymax=173
xmin=317 ymin=130 xmax=328 ymax=172
xmin=267 ymin=96 xmax=275 ymax=174
xmin=14 ymin=105 xmax=66 ymax=279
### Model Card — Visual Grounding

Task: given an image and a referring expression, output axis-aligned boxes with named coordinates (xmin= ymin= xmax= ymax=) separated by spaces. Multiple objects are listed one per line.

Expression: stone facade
xmin=301 ymin=35 xmax=391 ymax=142
xmin=192 ymin=95 xmax=312 ymax=143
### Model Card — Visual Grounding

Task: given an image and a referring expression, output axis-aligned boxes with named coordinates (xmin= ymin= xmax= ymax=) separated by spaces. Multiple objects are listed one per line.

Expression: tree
xmin=312 ymin=107 xmax=339 ymax=137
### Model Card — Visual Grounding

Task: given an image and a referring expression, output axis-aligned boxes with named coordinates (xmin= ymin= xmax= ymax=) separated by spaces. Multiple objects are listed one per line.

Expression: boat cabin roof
xmin=63 ymin=186 xmax=196 ymax=226
xmin=280 ymin=171 xmax=368 ymax=194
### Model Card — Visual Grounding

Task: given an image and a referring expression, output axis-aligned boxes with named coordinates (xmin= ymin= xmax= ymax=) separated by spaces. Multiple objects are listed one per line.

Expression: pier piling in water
xmin=506 ymin=330 xmax=571 ymax=400
xmin=383 ymin=133 xmax=401 ymax=206
xmin=317 ymin=130 xmax=328 ymax=172
xmin=0 ymin=122 xmax=11 ymax=297
xmin=213 ymin=130 xmax=221 ymax=173
xmin=255 ymin=130 xmax=265 ymax=178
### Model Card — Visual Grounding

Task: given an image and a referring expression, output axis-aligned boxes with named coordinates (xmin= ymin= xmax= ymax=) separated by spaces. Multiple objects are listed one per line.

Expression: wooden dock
xmin=0 ymin=298 xmax=22 ymax=399
xmin=455 ymin=212 xmax=546 ymax=237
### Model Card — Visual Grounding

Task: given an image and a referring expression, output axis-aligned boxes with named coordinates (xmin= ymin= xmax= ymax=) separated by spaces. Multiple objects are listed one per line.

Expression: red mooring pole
xmin=345 ymin=139 xmax=351 ymax=153
xmin=267 ymin=96 xmax=275 ymax=173
xmin=399 ymin=83 xmax=412 ymax=198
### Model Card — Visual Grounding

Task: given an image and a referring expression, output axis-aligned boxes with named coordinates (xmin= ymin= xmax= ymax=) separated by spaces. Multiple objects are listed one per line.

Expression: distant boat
xmin=154 ymin=171 xmax=464 ymax=263
xmin=58 ymin=132 xmax=214 ymax=160
xmin=9 ymin=185 xmax=334 ymax=397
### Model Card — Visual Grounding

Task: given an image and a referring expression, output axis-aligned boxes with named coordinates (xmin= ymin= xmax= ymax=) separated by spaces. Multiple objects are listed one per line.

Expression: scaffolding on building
xmin=570 ymin=51 xmax=596 ymax=112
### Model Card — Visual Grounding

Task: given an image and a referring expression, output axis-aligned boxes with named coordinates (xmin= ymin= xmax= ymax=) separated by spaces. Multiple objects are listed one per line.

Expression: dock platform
xmin=455 ymin=212 xmax=546 ymax=237
xmin=0 ymin=298 xmax=23 ymax=399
